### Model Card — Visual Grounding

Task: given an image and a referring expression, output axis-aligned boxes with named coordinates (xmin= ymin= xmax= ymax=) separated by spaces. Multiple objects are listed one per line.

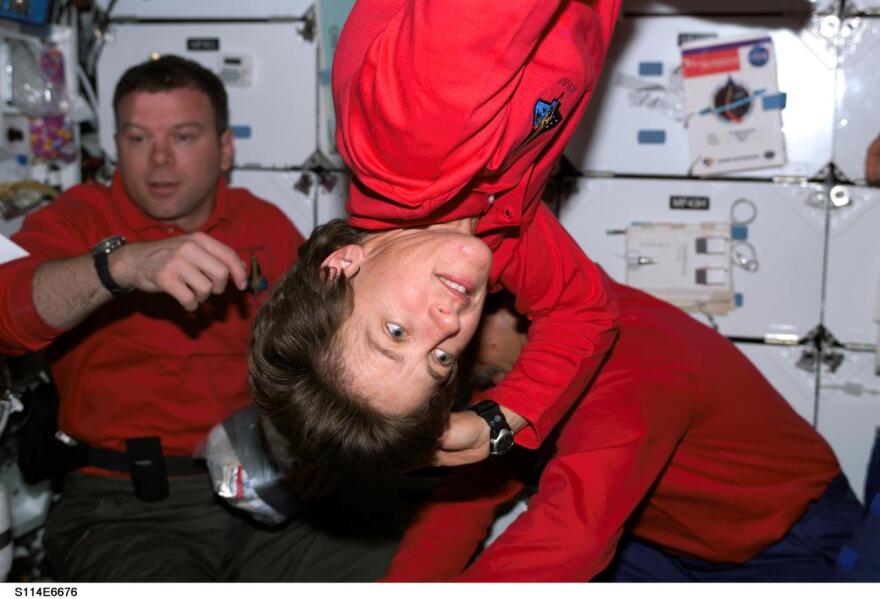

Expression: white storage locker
xmin=316 ymin=1 xmax=355 ymax=168
xmin=817 ymin=349 xmax=880 ymax=502
xmin=844 ymin=0 xmax=880 ymax=15
xmin=625 ymin=0 xmax=840 ymax=14
xmin=95 ymin=0 xmax=313 ymax=20
xmin=97 ymin=22 xmax=317 ymax=169
xmin=557 ymin=177 xmax=826 ymax=339
xmin=824 ymin=185 xmax=880 ymax=347
xmin=315 ymin=170 xmax=350 ymax=227
xmin=229 ymin=169 xmax=315 ymax=237
xmin=736 ymin=342 xmax=817 ymax=425
xmin=565 ymin=15 xmax=837 ymax=179
xmin=833 ymin=18 xmax=880 ymax=183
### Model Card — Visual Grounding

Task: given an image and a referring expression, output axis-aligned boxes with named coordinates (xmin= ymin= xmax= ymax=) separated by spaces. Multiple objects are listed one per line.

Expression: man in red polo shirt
xmin=0 ymin=56 xmax=396 ymax=581
xmin=384 ymin=282 xmax=864 ymax=581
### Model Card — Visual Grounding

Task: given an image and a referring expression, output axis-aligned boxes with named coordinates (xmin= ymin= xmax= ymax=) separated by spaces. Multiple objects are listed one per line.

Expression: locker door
xmin=97 ymin=22 xmax=317 ymax=170
xmin=229 ymin=169 xmax=315 ymax=237
xmin=558 ymin=177 xmax=826 ymax=339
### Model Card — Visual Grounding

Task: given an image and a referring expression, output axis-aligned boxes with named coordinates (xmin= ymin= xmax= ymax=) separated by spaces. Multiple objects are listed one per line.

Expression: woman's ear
xmin=321 ymin=244 xmax=365 ymax=278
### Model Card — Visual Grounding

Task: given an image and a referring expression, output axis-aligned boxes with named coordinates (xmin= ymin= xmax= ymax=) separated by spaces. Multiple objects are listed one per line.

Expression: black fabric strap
xmin=93 ymin=250 xmax=129 ymax=296
xmin=88 ymin=446 xmax=206 ymax=477
xmin=0 ymin=528 xmax=11 ymax=550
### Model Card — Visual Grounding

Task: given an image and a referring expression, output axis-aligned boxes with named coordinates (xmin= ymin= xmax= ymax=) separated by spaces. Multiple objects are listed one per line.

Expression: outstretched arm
xmin=384 ymin=458 xmax=527 ymax=581
xmin=33 ymin=232 xmax=247 ymax=329
xmin=0 ymin=192 xmax=246 ymax=354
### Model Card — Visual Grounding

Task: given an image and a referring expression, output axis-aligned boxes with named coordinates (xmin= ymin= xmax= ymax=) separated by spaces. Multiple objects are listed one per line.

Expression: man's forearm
xmin=31 ymin=233 xmax=247 ymax=330
xmin=32 ymin=254 xmax=113 ymax=330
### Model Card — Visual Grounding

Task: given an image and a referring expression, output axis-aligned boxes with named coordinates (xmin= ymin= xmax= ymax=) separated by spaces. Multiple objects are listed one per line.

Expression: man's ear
xmin=321 ymin=244 xmax=365 ymax=279
xmin=219 ymin=128 xmax=234 ymax=172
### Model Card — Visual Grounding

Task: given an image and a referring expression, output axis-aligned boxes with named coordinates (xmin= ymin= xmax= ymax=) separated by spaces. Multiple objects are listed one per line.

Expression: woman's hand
xmin=433 ymin=410 xmax=491 ymax=467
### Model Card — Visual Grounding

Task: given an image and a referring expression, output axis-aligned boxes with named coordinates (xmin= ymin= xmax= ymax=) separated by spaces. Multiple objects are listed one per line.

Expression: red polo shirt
xmin=385 ymin=278 xmax=842 ymax=581
xmin=0 ymin=174 xmax=303 ymax=462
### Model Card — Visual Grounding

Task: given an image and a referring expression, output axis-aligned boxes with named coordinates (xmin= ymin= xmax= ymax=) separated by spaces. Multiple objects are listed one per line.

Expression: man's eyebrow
xmin=365 ymin=328 xmax=403 ymax=363
xmin=171 ymin=122 xmax=206 ymax=130
xmin=119 ymin=121 xmax=205 ymax=131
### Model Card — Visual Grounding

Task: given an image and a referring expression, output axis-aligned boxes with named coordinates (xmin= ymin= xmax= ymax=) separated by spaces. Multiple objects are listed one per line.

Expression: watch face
xmin=491 ymin=429 xmax=515 ymax=456
xmin=92 ymin=235 xmax=126 ymax=256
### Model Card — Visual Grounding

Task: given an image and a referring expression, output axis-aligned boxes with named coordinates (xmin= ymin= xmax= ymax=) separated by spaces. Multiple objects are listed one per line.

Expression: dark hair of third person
xmin=249 ymin=219 xmax=458 ymax=479
xmin=113 ymin=54 xmax=230 ymax=134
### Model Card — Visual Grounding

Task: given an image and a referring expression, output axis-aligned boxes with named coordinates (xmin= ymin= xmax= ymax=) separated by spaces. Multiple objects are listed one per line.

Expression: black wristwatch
xmin=91 ymin=235 xmax=131 ymax=296
xmin=469 ymin=399 xmax=515 ymax=456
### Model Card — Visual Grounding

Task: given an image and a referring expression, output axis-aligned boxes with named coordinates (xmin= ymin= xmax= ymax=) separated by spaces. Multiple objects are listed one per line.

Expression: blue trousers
xmin=832 ymin=493 xmax=880 ymax=581
xmin=605 ymin=475 xmax=863 ymax=582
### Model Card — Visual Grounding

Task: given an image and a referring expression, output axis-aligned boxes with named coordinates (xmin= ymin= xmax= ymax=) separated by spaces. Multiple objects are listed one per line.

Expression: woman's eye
xmin=385 ymin=322 xmax=406 ymax=340
xmin=433 ymin=348 xmax=454 ymax=367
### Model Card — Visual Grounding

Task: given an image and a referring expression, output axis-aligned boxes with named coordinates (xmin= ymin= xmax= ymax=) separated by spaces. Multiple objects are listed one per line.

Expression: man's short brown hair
xmin=113 ymin=54 xmax=229 ymax=134
xmin=249 ymin=219 xmax=457 ymax=479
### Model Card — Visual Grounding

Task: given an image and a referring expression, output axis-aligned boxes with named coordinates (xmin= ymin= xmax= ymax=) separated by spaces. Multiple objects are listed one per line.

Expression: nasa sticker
xmin=748 ymin=45 xmax=769 ymax=68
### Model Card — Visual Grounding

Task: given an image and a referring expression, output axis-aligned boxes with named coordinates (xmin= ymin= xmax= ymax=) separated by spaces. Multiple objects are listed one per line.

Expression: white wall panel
xmin=817 ymin=350 xmax=880 ymax=502
xmin=229 ymin=169 xmax=315 ymax=237
xmin=833 ymin=18 xmax=880 ymax=183
xmin=736 ymin=342 xmax=817 ymax=425
xmin=844 ymin=0 xmax=880 ymax=15
xmin=315 ymin=170 xmax=349 ymax=228
xmin=565 ymin=15 xmax=837 ymax=179
xmin=95 ymin=0 xmax=313 ymax=20
xmin=626 ymin=0 xmax=839 ymax=14
xmin=825 ymin=185 xmax=880 ymax=346
xmin=558 ymin=177 xmax=826 ymax=338
xmin=316 ymin=1 xmax=355 ymax=168
xmin=97 ymin=22 xmax=317 ymax=169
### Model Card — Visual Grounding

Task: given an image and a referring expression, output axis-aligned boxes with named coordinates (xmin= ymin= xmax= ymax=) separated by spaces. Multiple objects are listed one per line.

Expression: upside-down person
xmin=250 ymin=0 xmax=622 ymax=478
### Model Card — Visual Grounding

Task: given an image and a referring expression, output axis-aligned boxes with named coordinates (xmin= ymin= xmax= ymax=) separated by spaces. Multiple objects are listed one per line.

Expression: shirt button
xmin=487 ymin=194 xmax=495 ymax=206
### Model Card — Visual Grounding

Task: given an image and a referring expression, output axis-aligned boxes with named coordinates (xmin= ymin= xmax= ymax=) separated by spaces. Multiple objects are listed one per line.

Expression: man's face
xmin=115 ymin=88 xmax=233 ymax=231
xmin=334 ymin=228 xmax=493 ymax=415
xmin=472 ymin=301 xmax=528 ymax=388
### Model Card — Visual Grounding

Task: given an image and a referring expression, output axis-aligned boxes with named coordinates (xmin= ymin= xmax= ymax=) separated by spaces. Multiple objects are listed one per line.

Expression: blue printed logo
xmin=748 ymin=45 xmax=769 ymax=67
xmin=514 ymin=95 xmax=564 ymax=152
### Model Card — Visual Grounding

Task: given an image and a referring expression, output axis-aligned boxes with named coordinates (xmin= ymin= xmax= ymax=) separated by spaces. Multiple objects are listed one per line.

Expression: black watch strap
xmin=94 ymin=251 xmax=128 ymax=295
xmin=469 ymin=399 xmax=515 ymax=456
xmin=92 ymin=235 xmax=130 ymax=296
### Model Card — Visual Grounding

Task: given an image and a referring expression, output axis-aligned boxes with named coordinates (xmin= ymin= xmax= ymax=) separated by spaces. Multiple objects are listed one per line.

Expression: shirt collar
xmin=110 ymin=171 xmax=232 ymax=233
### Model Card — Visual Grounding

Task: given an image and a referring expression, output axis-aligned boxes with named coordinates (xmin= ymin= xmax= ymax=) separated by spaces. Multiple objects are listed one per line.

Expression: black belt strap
xmin=88 ymin=446 xmax=207 ymax=477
